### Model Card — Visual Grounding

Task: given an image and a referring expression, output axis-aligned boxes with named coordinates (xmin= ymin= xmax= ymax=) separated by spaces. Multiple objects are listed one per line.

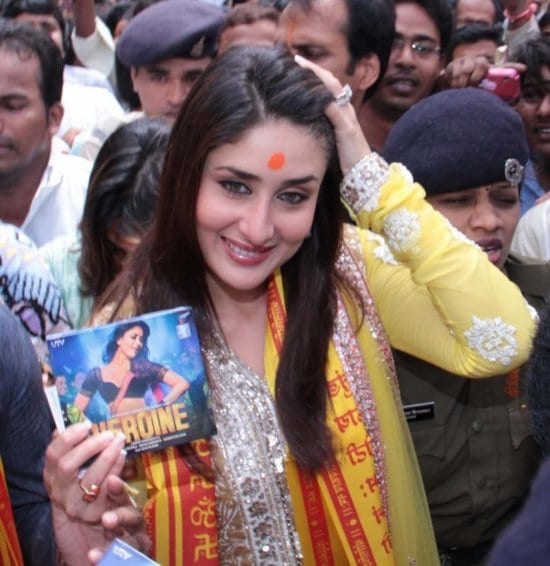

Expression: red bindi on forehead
xmin=268 ymin=152 xmax=286 ymax=170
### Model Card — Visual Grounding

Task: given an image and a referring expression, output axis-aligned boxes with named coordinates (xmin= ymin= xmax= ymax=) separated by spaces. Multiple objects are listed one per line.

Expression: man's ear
xmin=355 ymin=53 xmax=381 ymax=92
xmin=47 ymin=102 xmax=64 ymax=137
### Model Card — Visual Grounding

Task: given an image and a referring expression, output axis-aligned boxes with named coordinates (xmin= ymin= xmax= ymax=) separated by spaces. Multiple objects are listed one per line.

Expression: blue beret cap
xmin=382 ymin=88 xmax=529 ymax=196
xmin=117 ymin=0 xmax=225 ymax=67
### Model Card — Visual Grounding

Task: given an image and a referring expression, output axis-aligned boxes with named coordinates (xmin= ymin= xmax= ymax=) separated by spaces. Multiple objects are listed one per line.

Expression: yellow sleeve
xmin=344 ymin=157 xmax=537 ymax=377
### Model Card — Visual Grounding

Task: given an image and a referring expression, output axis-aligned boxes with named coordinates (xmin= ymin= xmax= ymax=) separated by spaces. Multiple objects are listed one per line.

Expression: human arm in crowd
xmin=443 ymin=0 xmax=539 ymax=89
xmin=0 ymin=305 xmax=57 ymax=565
xmin=353 ymin=165 xmax=536 ymax=376
xmin=296 ymin=55 xmax=536 ymax=378
xmin=71 ymin=0 xmax=115 ymax=77
xmin=502 ymin=0 xmax=541 ymax=56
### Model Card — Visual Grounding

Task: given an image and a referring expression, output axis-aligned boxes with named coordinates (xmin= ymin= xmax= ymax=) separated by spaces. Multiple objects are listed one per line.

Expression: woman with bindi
xmin=44 ymin=46 xmax=536 ymax=565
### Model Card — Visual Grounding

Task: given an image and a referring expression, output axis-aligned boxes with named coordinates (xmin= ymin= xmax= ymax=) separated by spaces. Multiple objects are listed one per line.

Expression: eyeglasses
xmin=391 ymin=36 xmax=441 ymax=58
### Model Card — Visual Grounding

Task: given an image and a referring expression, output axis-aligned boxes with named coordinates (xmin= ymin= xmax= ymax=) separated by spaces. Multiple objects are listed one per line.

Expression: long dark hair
xmin=100 ymin=45 xmax=347 ymax=470
xmin=78 ymin=117 xmax=170 ymax=302
xmin=103 ymin=320 xmax=150 ymax=363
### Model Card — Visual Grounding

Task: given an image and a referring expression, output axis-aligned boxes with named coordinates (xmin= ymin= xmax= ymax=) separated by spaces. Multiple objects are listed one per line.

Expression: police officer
xmin=383 ymin=87 xmax=544 ymax=565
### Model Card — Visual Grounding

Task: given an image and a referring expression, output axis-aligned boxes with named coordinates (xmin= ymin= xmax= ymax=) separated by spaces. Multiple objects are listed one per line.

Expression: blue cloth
xmin=116 ymin=0 xmax=224 ymax=67
xmin=520 ymin=159 xmax=546 ymax=215
xmin=0 ymin=305 xmax=56 ymax=565
xmin=488 ymin=457 xmax=550 ymax=564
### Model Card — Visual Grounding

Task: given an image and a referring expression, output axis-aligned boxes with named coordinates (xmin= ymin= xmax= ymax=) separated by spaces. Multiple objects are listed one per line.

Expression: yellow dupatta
xmin=264 ymin=272 xmax=394 ymax=564
xmin=265 ymin=248 xmax=438 ymax=565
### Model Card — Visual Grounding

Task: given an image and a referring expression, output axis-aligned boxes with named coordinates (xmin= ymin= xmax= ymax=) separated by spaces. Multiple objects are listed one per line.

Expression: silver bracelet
xmin=340 ymin=153 xmax=389 ymax=214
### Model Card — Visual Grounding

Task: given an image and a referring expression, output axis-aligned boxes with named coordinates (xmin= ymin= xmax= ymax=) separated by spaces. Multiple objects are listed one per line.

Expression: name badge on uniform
xmin=403 ymin=401 xmax=435 ymax=423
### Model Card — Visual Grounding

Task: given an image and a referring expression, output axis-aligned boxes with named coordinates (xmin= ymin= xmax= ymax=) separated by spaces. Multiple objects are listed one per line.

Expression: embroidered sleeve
xmin=340 ymin=153 xmax=389 ymax=215
xmin=464 ymin=317 xmax=518 ymax=365
xmin=364 ymin=232 xmax=398 ymax=266
xmin=345 ymin=160 xmax=536 ymax=376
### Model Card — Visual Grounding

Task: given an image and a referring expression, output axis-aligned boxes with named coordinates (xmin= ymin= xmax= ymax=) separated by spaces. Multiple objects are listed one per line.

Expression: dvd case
xmin=46 ymin=307 xmax=215 ymax=455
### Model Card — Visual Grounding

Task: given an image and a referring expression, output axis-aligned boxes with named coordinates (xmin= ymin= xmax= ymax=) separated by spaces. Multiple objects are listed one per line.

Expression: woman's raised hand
xmin=294 ymin=54 xmax=371 ymax=175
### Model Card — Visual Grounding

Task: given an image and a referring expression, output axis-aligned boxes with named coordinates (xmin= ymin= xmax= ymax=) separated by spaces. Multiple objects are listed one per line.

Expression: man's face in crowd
xmin=131 ymin=56 xmax=212 ymax=121
xmin=516 ymin=66 xmax=550 ymax=163
xmin=368 ymin=2 xmax=443 ymax=120
xmin=14 ymin=13 xmax=64 ymax=56
xmin=455 ymin=0 xmax=496 ymax=28
xmin=0 ymin=47 xmax=61 ymax=185
xmin=277 ymin=0 xmax=379 ymax=110
xmin=451 ymin=39 xmax=498 ymax=64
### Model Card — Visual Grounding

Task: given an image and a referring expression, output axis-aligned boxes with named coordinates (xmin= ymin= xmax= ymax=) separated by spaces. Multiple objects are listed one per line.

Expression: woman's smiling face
xmin=196 ymin=119 xmax=329 ymax=302
xmin=117 ymin=326 xmax=145 ymax=359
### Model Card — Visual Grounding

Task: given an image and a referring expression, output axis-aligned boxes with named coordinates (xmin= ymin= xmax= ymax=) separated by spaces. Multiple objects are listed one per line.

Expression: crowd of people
xmin=2 ymin=0 xmax=550 ymax=563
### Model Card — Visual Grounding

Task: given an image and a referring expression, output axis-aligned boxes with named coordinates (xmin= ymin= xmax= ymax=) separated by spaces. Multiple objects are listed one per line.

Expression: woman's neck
xmin=207 ymin=278 xmax=269 ymax=377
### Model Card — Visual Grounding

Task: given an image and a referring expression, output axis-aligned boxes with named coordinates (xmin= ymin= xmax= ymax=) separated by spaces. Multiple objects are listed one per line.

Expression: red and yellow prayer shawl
xmin=266 ymin=275 xmax=394 ymax=565
xmin=140 ymin=273 xmax=395 ymax=565
xmin=142 ymin=442 xmax=216 ymax=565
xmin=0 ymin=457 xmax=23 ymax=566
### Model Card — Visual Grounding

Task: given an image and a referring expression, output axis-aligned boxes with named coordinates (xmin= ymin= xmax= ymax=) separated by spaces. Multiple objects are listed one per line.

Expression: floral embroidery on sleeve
xmin=464 ymin=316 xmax=518 ymax=366
xmin=339 ymin=153 xmax=389 ymax=214
xmin=383 ymin=208 xmax=420 ymax=254
xmin=365 ymin=232 xmax=398 ymax=265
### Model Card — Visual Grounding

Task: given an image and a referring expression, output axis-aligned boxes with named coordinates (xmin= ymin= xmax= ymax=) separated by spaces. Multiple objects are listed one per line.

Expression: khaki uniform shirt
xmin=395 ymin=254 xmax=548 ymax=550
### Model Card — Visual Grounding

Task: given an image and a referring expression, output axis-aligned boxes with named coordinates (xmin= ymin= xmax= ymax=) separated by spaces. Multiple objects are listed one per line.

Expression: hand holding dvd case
xmin=46 ymin=307 xmax=215 ymax=455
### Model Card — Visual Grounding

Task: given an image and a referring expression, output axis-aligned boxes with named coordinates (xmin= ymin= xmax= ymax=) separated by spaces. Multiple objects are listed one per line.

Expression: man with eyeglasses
xmin=359 ymin=0 xmax=452 ymax=151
